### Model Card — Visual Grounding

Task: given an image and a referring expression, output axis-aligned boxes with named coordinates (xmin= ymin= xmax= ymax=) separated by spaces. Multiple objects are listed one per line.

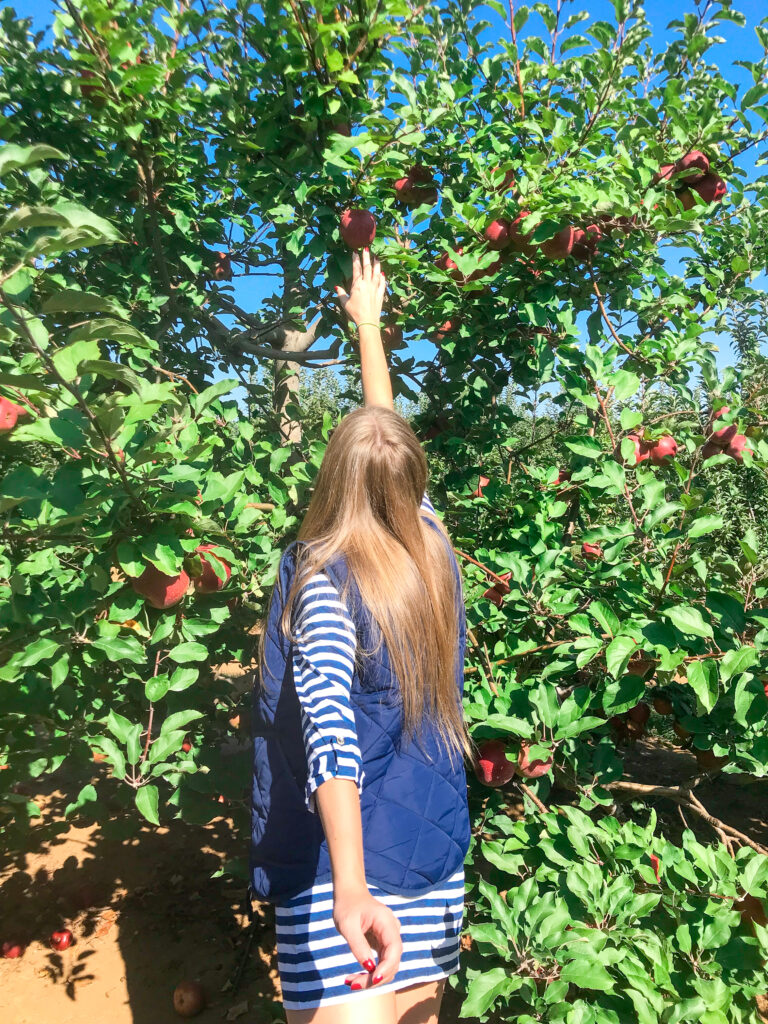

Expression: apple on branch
xmin=132 ymin=564 xmax=190 ymax=609
xmin=193 ymin=545 xmax=231 ymax=594
xmin=474 ymin=739 xmax=516 ymax=786
xmin=517 ymin=740 xmax=553 ymax=779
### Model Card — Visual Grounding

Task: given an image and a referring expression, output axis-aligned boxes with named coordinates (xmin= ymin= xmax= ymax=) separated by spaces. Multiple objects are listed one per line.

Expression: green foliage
xmin=2 ymin=0 xmax=768 ymax=1017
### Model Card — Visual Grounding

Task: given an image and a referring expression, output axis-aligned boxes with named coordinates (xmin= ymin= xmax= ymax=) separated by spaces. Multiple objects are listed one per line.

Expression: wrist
xmin=333 ymin=877 xmax=369 ymax=901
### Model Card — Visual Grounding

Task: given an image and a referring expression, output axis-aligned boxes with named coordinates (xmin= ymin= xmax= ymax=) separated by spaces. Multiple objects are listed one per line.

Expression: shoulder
xmin=420 ymin=491 xmax=438 ymax=516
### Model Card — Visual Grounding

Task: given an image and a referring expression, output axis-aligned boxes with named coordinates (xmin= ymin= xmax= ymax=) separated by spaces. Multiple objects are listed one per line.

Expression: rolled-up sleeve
xmin=291 ymin=572 xmax=364 ymax=813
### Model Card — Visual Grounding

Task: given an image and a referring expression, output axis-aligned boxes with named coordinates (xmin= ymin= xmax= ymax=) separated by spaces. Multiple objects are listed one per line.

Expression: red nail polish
xmin=373 ymin=974 xmax=383 ymax=985
xmin=351 ymin=982 xmax=362 ymax=990
xmin=362 ymin=959 xmax=375 ymax=972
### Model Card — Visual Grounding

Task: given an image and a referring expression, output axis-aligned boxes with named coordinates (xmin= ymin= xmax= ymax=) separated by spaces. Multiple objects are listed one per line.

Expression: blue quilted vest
xmin=248 ymin=517 xmax=470 ymax=904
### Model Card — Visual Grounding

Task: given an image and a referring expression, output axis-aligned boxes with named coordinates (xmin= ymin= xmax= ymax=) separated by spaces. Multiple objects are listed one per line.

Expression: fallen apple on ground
xmin=173 ymin=979 xmax=207 ymax=1018
xmin=2 ymin=941 xmax=25 ymax=959
xmin=49 ymin=928 xmax=73 ymax=951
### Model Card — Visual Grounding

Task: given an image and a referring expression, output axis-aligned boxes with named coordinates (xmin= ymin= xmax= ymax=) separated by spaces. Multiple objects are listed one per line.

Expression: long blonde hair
xmin=259 ymin=405 xmax=471 ymax=763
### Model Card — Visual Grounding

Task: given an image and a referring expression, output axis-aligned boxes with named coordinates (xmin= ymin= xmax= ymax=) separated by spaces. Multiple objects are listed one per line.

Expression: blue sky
xmin=7 ymin=0 xmax=768 ymax=383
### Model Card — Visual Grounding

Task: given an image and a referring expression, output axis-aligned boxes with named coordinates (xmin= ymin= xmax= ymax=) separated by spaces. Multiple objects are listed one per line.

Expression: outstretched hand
xmin=334 ymin=248 xmax=387 ymax=327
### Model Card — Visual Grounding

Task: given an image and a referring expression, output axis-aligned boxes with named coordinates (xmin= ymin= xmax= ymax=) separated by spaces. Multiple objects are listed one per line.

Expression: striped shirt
xmin=292 ymin=491 xmax=437 ymax=810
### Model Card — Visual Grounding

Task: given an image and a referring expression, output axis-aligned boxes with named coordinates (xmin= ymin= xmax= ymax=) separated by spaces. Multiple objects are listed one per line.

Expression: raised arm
xmin=334 ymin=248 xmax=393 ymax=410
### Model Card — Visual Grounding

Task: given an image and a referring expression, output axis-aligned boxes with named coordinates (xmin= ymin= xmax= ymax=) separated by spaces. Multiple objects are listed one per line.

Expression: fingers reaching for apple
xmin=334 ymin=248 xmax=387 ymax=328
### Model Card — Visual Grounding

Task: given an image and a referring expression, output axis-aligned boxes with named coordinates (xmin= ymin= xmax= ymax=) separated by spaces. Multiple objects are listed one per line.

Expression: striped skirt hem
xmin=275 ymin=868 xmax=465 ymax=1010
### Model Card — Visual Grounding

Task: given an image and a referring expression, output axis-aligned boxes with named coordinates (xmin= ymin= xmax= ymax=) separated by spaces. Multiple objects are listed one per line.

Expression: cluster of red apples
xmin=131 ymin=545 xmax=232 ymax=610
xmin=339 ymin=149 xmax=727 ymax=302
xmin=474 ymin=738 xmax=553 ymax=786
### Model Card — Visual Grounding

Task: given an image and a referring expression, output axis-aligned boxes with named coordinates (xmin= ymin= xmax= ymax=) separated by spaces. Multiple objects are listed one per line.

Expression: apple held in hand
xmin=474 ymin=739 xmax=516 ymax=786
xmin=133 ymin=564 xmax=190 ymax=609
xmin=517 ymin=740 xmax=553 ymax=779
xmin=193 ymin=545 xmax=231 ymax=594
xmin=340 ymin=208 xmax=376 ymax=249
xmin=173 ymin=979 xmax=207 ymax=1018
xmin=50 ymin=928 xmax=73 ymax=951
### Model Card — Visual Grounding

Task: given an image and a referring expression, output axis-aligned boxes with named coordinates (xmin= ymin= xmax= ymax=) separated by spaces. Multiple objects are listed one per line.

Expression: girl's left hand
xmin=334 ymin=248 xmax=387 ymax=327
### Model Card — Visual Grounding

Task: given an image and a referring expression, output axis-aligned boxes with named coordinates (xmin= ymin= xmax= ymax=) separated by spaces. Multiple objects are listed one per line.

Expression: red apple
xmin=212 ymin=251 xmax=232 ymax=281
xmin=490 ymin=166 xmax=516 ymax=192
xmin=182 ymin=739 xmax=192 ymax=753
xmin=694 ymin=748 xmax=729 ymax=770
xmin=433 ymin=318 xmax=460 ymax=341
xmin=382 ymin=323 xmax=405 ymax=349
xmin=648 ymin=435 xmax=678 ymax=465
xmin=474 ymin=739 xmax=516 ymax=786
xmin=49 ymin=929 xmax=73 ymax=951
xmin=710 ymin=406 xmax=737 ymax=447
xmin=467 ymin=256 xmax=503 ymax=282
xmin=173 ymin=979 xmax=207 ymax=1018
xmin=394 ymin=177 xmax=438 ymax=207
xmin=692 ymin=173 xmax=726 ymax=204
xmin=614 ymin=433 xmax=651 ymax=465
xmin=673 ymin=150 xmax=709 ymax=184
xmin=508 ymin=210 xmax=535 ymax=252
xmin=193 ymin=545 xmax=231 ymax=594
xmin=435 ymin=249 xmax=465 ymax=282
xmin=471 ymin=474 xmax=490 ymax=498
xmin=582 ymin=542 xmax=603 ymax=561
xmin=0 ymin=396 xmax=24 ymax=432
xmin=340 ymin=208 xmax=376 ymax=249
xmin=517 ymin=740 xmax=553 ymax=779
xmin=735 ymin=893 xmax=768 ymax=931
xmin=551 ymin=469 xmax=572 ymax=488
xmin=2 ymin=941 xmax=25 ymax=959
xmin=701 ymin=440 xmax=724 ymax=462
xmin=653 ymin=163 xmax=675 ymax=184
xmin=727 ymin=434 xmax=753 ymax=463
xmin=483 ymin=571 xmax=511 ymax=607
xmin=653 ymin=696 xmax=673 ymax=716
xmin=407 ymin=164 xmax=434 ymax=184
xmin=484 ymin=218 xmax=515 ymax=250
xmin=132 ymin=565 xmax=190 ymax=609
xmin=79 ymin=69 xmax=106 ymax=106
xmin=627 ymin=702 xmax=650 ymax=726
xmin=540 ymin=225 xmax=576 ymax=260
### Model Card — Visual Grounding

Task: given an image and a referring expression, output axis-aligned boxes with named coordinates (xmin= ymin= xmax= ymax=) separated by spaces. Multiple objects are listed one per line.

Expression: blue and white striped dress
xmin=275 ymin=493 xmax=466 ymax=1011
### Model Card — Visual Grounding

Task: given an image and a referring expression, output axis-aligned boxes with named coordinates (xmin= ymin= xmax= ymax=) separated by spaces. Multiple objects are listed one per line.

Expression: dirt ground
xmin=1 ymin=735 xmax=767 ymax=1024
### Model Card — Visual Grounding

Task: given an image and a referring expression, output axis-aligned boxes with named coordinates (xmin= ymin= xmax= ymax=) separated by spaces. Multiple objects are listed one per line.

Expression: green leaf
xmin=0 ymin=143 xmax=65 ymax=175
xmin=687 ymin=660 xmax=719 ymax=713
xmin=605 ymin=635 xmax=638 ymax=678
xmin=564 ymin=435 xmax=604 ymax=459
xmin=136 ymin=784 xmax=160 ymax=826
xmin=589 ymin=601 xmax=620 ymax=638
xmin=160 ymin=709 xmax=205 ymax=735
xmin=107 ymin=710 xmax=135 ymax=744
xmin=688 ymin=515 xmax=724 ymax=539
xmin=462 ymin=967 xmax=519 ymax=1017
xmin=719 ymin=646 xmax=758 ymax=684
xmin=662 ymin=605 xmax=713 ymax=639
xmin=42 ymin=289 xmax=129 ymax=318
xmin=166 ymin=642 xmax=208 ymax=663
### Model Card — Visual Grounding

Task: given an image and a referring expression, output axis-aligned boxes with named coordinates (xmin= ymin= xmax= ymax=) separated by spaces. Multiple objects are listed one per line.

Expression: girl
xmin=249 ymin=248 xmax=471 ymax=1024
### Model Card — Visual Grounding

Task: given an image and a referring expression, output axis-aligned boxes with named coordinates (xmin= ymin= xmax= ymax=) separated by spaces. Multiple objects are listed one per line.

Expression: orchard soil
xmin=2 ymin=733 xmax=767 ymax=1024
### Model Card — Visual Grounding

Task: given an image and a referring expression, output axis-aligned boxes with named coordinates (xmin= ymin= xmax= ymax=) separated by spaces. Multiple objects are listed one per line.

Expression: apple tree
xmin=2 ymin=0 xmax=768 ymax=1019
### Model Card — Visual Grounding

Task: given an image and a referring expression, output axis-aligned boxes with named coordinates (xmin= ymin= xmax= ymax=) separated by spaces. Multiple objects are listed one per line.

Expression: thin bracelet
xmin=355 ymin=321 xmax=381 ymax=330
